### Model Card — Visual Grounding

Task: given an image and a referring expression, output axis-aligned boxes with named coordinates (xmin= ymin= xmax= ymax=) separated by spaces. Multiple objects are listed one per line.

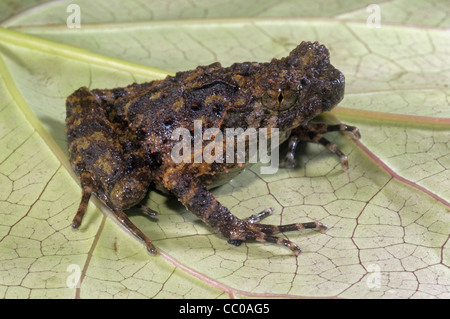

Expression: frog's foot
xmin=283 ymin=122 xmax=360 ymax=170
xmin=227 ymin=208 xmax=327 ymax=256
xmin=139 ymin=205 xmax=159 ymax=219
xmin=71 ymin=181 xmax=157 ymax=255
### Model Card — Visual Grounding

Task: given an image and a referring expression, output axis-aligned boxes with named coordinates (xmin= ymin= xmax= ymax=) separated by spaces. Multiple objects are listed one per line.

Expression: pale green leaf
xmin=0 ymin=0 xmax=449 ymax=299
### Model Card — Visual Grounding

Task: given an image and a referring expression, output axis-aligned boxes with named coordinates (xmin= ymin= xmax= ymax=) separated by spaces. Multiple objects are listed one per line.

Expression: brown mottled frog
xmin=66 ymin=41 xmax=360 ymax=256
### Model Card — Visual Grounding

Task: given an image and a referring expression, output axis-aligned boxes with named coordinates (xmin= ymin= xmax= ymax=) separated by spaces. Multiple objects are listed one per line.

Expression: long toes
xmin=245 ymin=208 xmax=274 ymax=223
xmin=281 ymin=152 xmax=297 ymax=168
xmin=235 ymin=210 xmax=327 ymax=256
xmin=317 ymin=137 xmax=349 ymax=170
xmin=113 ymin=210 xmax=157 ymax=255
xmin=244 ymin=209 xmax=328 ymax=235
xmin=347 ymin=125 xmax=361 ymax=139
xmin=258 ymin=234 xmax=302 ymax=256
xmin=140 ymin=205 xmax=159 ymax=218
xmin=257 ymin=220 xmax=328 ymax=234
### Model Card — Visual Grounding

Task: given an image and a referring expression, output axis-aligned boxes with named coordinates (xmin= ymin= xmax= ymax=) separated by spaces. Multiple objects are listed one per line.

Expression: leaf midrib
xmin=0 ymin=27 xmax=171 ymax=78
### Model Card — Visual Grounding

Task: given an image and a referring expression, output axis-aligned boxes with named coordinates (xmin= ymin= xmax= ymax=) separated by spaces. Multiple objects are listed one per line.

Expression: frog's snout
xmin=323 ymin=68 xmax=345 ymax=112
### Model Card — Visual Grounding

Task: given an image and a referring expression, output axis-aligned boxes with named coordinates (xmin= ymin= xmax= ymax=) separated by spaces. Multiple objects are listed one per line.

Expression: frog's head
xmin=253 ymin=41 xmax=345 ymax=130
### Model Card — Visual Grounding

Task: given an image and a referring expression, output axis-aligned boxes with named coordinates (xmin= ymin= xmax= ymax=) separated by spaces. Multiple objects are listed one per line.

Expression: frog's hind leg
xmin=163 ymin=169 xmax=326 ymax=256
xmin=72 ymin=181 xmax=158 ymax=255
xmin=110 ymin=209 xmax=157 ymax=255
xmin=71 ymin=177 xmax=93 ymax=229
xmin=67 ymin=86 xmax=156 ymax=254
xmin=283 ymin=122 xmax=360 ymax=170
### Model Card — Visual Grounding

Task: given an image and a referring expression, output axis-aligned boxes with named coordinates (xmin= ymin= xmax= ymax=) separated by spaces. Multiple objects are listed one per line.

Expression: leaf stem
xmin=0 ymin=27 xmax=172 ymax=78
xmin=334 ymin=106 xmax=450 ymax=128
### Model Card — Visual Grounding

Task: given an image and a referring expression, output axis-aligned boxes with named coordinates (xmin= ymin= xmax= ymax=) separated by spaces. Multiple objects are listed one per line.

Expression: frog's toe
xmin=281 ymin=152 xmax=297 ymax=168
xmin=233 ymin=209 xmax=327 ymax=256
xmin=228 ymin=239 xmax=243 ymax=246
xmin=244 ymin=208 xmax=274 ymax=223
xmin=140 ymin=205 xmax=159 ymax=218
xmin=317 ymin=137 xmax=349 ymax=170
xmin=349 ymin=125 xmax=361 ymax=139
xmin=256 ymin=233 xmax=302 ymax=256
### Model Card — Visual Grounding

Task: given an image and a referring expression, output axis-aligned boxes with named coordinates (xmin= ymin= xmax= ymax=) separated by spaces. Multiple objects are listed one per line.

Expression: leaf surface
xmin=0 ymin=0 xmax=448 ymax=299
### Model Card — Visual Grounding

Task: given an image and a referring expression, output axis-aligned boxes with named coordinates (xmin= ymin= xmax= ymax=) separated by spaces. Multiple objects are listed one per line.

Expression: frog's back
xmin=122 ymin=64 xmax=242 ymax=152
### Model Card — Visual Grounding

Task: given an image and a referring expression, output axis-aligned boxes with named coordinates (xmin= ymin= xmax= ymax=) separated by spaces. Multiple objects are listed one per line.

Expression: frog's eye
xmin=261 ymin=88 xmax=298 ymax=111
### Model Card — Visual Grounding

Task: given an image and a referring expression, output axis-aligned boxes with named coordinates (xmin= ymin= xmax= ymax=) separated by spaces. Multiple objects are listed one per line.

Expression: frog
xmin=66 ymin=41 xmax=360 ymax=256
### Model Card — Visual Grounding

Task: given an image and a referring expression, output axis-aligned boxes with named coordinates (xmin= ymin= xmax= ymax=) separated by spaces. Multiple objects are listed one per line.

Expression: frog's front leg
xmin=162 ymin=167 xmax=326 ymax=255
xmin=283 ymin=122 xmax=361 ymax=170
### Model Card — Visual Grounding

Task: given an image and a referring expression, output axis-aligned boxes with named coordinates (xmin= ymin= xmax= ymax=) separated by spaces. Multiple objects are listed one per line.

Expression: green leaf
xmin=0 ymin=0 xmax=448 ymax=299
